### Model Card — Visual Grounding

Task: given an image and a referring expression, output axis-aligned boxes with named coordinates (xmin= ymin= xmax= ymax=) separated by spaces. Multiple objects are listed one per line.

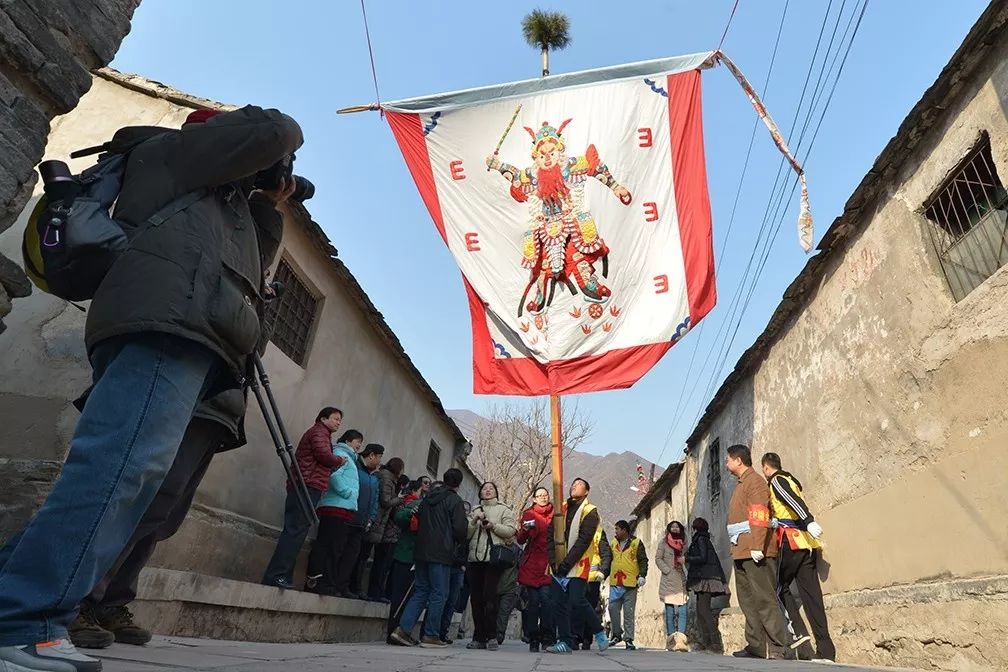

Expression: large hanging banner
xmin=385 ymin=52 xmax=720 ymax=396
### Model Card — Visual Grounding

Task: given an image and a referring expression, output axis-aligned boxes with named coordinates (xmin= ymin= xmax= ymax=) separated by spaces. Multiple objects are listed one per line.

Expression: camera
xmin=39 ymin=160 xmax=80 ymax=207
xmin=254 ymin=153 xmax=315 ymax=201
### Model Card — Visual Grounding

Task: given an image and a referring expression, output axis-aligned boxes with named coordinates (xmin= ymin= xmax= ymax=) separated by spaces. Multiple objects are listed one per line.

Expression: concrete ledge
xmin=823 ymin=573 xmax=1008 ymax=609
xmin=134 ymin=568 xmax=388 ymax=643
xmin=714 ymin=576 xmax=1008 ymax=671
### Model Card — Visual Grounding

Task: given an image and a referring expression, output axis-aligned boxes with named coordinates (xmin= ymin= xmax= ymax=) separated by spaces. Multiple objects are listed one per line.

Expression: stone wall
xmin=631 ymin=6 xmax=1008 ymax=670
xmin=0 ymin=0 xmax=139 ymax=333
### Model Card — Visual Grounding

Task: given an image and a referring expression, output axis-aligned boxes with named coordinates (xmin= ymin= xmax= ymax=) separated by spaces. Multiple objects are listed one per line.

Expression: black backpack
xmin=23 ymin=143 xmax=204 ymax=302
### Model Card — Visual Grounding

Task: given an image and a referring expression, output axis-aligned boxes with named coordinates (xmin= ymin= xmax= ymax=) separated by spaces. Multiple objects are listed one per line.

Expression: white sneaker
xmin=0 ymin=639 xmax=102 ymax=672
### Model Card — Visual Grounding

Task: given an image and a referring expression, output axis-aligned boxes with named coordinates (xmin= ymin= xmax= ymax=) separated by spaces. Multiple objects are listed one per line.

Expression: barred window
xmin=708 ymin=439 xmax=721 ymax=508
xmin=261 ymin=259 xmax=320 ymax=366
xmin=427 ymin=440 xmax=441 ymax=477
xmin=924 ymin=133 xmax=1008 ymax=300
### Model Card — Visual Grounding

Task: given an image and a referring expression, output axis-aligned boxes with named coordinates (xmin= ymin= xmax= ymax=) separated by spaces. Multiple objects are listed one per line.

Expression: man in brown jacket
xmin=725 ymin=444 xmax=793 ymax=659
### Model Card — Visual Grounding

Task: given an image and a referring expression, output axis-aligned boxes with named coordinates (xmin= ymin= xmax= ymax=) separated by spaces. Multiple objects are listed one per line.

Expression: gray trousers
xmin=607 ymin=587 xmax=638 ymax=641
xmin=734 ymin=558 xmax=791 ymax=657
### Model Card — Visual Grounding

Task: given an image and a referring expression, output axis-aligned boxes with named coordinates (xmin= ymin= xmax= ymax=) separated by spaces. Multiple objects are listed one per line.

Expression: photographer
xmin=0 ymin=107 xmax=302 ymax=672
xmin=68 ymin=133 xmax=294 ymax=649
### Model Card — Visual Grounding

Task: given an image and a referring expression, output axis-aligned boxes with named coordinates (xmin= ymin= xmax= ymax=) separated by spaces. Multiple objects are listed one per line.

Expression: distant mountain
xmin=447 ymin=409 xmax=654 ymax=522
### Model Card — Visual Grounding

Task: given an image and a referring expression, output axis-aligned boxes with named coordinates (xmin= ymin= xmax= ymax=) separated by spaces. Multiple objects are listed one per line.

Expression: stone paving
xmin=92 ymin=636 xmax=906 ymax=671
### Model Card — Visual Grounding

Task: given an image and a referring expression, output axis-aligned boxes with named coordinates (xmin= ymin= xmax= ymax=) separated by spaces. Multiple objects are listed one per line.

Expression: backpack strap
xmin=147 ymin=189 xmax=209 ymax=227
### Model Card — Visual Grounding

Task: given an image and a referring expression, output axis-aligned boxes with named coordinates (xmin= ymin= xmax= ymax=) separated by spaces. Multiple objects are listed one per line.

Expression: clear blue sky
xmin=111 ymin=0 xmax=987 ymax=465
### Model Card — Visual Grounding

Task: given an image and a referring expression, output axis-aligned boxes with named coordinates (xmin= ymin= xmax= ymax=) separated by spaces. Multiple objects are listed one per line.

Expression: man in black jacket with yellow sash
xmin=761 ymin=452 xmax=835 ymax=662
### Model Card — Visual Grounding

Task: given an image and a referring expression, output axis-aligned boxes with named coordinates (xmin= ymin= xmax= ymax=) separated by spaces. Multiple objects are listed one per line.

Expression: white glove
xmin=750 ymin=550 xmax=765 ymax=563
xmin=637 ymin=576 xmax=646 ymax=587
xmin=807 ymin=521 xmax=823 ymax=539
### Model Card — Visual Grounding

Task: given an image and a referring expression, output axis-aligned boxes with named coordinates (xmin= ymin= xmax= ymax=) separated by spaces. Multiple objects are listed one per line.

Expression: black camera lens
xmin=39 ymin=160 xmax=74 ymax=184
xmin=38 ymin=160 xmax=80 ymax=205
xmin=291 ymin=176 xmax=315 ymax=201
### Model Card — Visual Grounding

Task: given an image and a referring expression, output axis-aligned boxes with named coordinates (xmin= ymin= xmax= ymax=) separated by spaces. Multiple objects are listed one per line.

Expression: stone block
xmin=133 ymin=568 xmax=389 ymax=643
xmin=0 ymin=458 xmax=61 ymax=544
xmin=0 ymin=251 xmax=31 ymax=298
xmin=2 ymin=2 xmax=91 ymax=110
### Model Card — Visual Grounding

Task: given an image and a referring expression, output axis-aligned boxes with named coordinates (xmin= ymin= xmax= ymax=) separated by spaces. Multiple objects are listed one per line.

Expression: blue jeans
xmin=399 ymin=561 xmax=451 ymax=639
xmin=665 ymin=602 xmax=688 ymax=636
xmin=0 ymin=334 xmax=221 ymax=646
xmin=439 ymin=566 xmax=465 ymax=639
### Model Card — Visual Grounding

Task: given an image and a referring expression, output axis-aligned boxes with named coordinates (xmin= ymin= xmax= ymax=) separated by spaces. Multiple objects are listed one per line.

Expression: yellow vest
xmin=569 ymin=503 xmax=603 ymax=581
xmin=769 ymin=472 xmax=822 ymax=551
xmin=609 ymin=537 xmax=640 ymax=587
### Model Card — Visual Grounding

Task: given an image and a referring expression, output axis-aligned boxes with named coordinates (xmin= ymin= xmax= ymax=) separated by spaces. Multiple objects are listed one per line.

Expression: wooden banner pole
xmin=550 ymin=393 xmax=567 ymax=564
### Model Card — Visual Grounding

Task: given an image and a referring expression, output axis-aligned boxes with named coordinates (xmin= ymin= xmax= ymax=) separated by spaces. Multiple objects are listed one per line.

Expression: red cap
xmin=185 ymin=109 xmax=223 ymax=125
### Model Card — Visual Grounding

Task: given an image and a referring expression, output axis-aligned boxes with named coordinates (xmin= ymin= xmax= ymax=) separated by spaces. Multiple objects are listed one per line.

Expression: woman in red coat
xmin=516 ymin=487 xmax=556 ymax=652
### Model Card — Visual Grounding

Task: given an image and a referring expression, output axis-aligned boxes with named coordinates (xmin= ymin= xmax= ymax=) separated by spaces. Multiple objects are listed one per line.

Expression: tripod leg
xmin=249 ymin=357 xmax=318 ymax=527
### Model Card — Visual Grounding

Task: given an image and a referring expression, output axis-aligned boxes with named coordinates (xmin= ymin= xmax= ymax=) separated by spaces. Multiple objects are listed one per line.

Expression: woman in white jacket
xmin=466 ymin=482 xmax=516 ymax=651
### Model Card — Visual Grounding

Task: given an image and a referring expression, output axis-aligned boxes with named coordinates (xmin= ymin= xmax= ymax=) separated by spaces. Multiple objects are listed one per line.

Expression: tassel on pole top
xmin=715 ymin=49 xmax=814 ymax=253
xmin=336 ymin=103 xmax=381 ymax=114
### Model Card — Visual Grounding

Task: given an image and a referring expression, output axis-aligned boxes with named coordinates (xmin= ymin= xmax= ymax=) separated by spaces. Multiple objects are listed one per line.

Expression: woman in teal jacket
xmin=306 ymin=430 xmax=363 ymax=594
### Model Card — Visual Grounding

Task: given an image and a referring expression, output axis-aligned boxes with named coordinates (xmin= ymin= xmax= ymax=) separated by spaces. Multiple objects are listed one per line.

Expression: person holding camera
xmin=516 ymin=487 xmax=555 ymax=652
xmin=464 ymin=482 xmax=517 ymax=651
xmin=0 ymin=106 xmax=302 ymax=672
xmin=69 ymin=127 xmax=294 ymax=650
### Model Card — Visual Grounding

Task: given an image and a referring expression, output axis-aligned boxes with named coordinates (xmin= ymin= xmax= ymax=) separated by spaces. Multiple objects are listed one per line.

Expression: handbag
xmin=489 ymin=541 xmax=518 ymax=568
xmin=475 ymin=508 xmax=518 ymax=568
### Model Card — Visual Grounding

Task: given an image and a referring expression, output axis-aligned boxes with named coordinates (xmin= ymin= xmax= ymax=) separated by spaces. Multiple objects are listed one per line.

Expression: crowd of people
xmin=258 ymin=415 xmax=834 ymax=661
xmin=42 ymin=395 xmax=832 ymax=663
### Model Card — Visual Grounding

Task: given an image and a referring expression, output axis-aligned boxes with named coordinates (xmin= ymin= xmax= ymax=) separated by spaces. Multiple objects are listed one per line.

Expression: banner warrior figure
xmin=485 ymin=119 xmax=633 ymax=317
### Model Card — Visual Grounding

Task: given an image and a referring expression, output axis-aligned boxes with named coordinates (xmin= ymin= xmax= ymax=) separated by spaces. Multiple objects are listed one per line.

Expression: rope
xmin=360 ymin=0 xmax=382 ymax=114
xmin=718 ymin=0 xmax=742 ymax=50
xmin=653 ymin=0 xmax=790 ymax=469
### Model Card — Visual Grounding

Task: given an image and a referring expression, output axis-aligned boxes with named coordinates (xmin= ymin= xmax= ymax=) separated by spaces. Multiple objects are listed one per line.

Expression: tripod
xmin=248 ymin=351 xmax=318 ymax=528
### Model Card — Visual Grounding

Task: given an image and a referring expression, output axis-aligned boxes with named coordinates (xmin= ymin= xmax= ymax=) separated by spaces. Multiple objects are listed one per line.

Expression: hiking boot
xmin=419 ymin=636 xmax=447 ymax=648
xmin=1 ymin=639 xmax=103 ymax=671
xmin=389 ymin=628 xmax=415 ymax=647
xmin=94 ymin=606 xmax=151 ymax=646
xmin=625 ymin=639 xmax=636 ymax=650
xmin=68 ymin=611 xmax=114 ymax=649
xmin=672 ymin=632 xmax=690 ymax=652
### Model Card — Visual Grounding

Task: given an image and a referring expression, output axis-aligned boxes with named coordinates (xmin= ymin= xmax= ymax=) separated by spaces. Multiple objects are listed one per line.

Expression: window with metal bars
xmin=708 ymin=439 xmax=721 ymax=508
xmin=923 ymin=133 xmax=1008 ymax=301
xmin=261 ymin=259 xmax=320 ymax=366
xmin=426 ymin=440 xmax=441 ymax=477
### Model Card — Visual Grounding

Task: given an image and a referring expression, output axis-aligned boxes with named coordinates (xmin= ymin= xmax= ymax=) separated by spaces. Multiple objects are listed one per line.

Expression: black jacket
xmin=686 ymin=530 xmax=727 ymax=587
xmin=74 ymin=172 xmax=286 ymax=452
xmin=558 ymin=497 xmax=600 ymax=575
xmin=414 ymin=487 xmax=468 ymax=565
xmin=85 ymin=106 xmax=302 ymax=380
